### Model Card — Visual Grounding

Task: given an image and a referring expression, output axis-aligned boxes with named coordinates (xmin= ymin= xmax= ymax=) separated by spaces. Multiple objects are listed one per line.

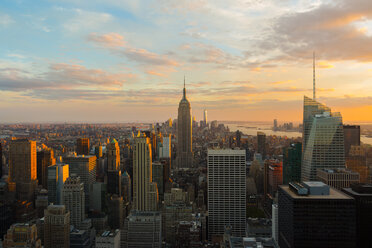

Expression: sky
xmin=0 ymin=0 xmax=372 ymax=123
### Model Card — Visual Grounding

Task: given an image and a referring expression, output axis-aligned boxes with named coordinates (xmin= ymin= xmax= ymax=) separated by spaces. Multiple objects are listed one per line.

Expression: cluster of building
xmin=0 ymin=80 xmax=372 ymax=248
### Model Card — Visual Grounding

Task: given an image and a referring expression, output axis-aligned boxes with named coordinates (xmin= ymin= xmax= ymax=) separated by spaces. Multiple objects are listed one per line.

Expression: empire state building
xmin=177 ymin=79 xmax=193 ymax=168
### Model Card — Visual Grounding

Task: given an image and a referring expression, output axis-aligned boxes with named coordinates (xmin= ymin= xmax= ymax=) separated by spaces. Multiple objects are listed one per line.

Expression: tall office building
xmin=302 ymin=96 xmax=331 ymax=152
xmin=152 ymin=161 xmax=164 ymax=201
xmin=342 ymin=184 xmax=372 ymax=247
xmin=47 ymin=163 xmax=69 ymax=204
xmin=9 ymin=139 xmax=38 ymax=201
xmin=343 ymin=125 xmax=360 ymax=157
xmin=346 ymin=145 xmax=368 ymax=183
xmin=257 ymin=132 xmax=266 ymax=158
xmin=44 ymin=205 xmax=70 ymax=248
xmin=204 ymin=109 xmax=208 ymax=126
xmin=160 ymin=135 xmax=171 ymax=159
xmin=64 ymin=155 xmax=96 ymax=208
xmin=121 ymin=211 xmax=162 ymax=248
xmin=77 ymin=138 xmax=90 ymax=155
xmin=283 ymin=142 xmax=302 ymax=184
xmin=302 ymin=111 xmax=345 ymax=181
xmin=207 ymin=149 xmax=246 ymax=240
xmin=177 ymin=81 xmax=193 ymax=169
xmin=107 ymin=194 xmax=123 ymax=229
xmin=62 ymin=176 xmax=85 ymax=228
xmin=37 ymin=147 xmax=56 ymax=189
xmin=107 ymin=139 xmax=121 ymax=196
xmin=272 ymin=204 xmax=278 ymax=244
xmin=133 ymin=136 xmax=158 ymax=211
xmin=96 ymin=230 xmax=120 ymax=248
xmin=278 ymin=182 xmax=356 ymax=248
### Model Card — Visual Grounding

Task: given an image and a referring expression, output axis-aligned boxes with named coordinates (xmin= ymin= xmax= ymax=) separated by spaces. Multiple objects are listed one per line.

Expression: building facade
xmin=76 ymin=138 xmax=90 ymax=155
xmin=177 ymin=82 xmax=193 ymax=169
xmin=207 ymin=149 xmax=246 ymax=240
xmin=278 ymin=182 xmax=356 ymax=248
xmin=44 ymin=205 xmax=70 ymax=248
xmin=283 ymin=142 xmax=302 ymax=184
xmin=62 ymin=176 xmax=85 ymax=228
xmin=316 ymin=168 xmax=360 ymax=190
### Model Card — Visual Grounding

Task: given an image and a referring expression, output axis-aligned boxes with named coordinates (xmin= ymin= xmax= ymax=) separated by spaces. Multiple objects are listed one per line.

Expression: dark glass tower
xmin=283 ymin=142 xmax=302 ymax=184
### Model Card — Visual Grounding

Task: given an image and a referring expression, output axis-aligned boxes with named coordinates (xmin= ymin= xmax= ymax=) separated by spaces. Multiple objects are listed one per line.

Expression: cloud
xmin=269 ymin=80 xmax=293 ymax=85
xmin=61 ymin=8 xmax=113 ymax=32
xmin=0 ymin=63 xmax=135 ymax=95
xmin=146 ymin=70 xmax=165 ymax=77
xmin=0 ymin=14 xmax=13 ymax=27
xmin=268 ymin=0 xmax=372 ymax=62
xmin=86 ymin=33 xmax=125 ymax=47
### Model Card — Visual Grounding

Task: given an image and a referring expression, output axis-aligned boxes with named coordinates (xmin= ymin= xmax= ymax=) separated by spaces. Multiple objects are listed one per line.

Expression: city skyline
xmin=1 ymin=0 xmax=372 ymax=122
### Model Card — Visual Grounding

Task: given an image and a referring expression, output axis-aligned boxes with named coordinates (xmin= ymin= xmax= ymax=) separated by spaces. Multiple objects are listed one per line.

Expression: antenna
xmin=184 ymin=75 xmax=185 ymax=89
xmin=313 ymin=52 xmax=316 ymax=100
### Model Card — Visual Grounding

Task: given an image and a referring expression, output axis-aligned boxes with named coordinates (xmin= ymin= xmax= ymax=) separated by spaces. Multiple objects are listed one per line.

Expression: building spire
xmin=183 ymin=75 xmax=186 ymax=99
xmin=313 ymin=51 xmax=316 ymax=100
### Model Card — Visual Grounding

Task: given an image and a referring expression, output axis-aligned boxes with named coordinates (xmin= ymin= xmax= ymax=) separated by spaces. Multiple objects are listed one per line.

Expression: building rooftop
xmin=281 ymin=184 xmax=353 ymax=200
xmin=343 ymin=184 xmax=372 ymax=196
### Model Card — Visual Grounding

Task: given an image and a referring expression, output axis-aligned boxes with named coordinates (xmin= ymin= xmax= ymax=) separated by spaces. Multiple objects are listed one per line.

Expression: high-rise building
xmin=346 ymin=145 xmax=368 ymax=183
xmin=207 ymin=149 xmax=246 ymax=240
xmin=342 ymin=184 xmax=372 ymax=247
xmin=107 ymin=139 xmax=121 ymax=196
xmin=257 ymin=132 xmax=266 ymax=158
xmin=35 ymin=189 xmax=48 ymax=218
xmin=3 ymin=223 xmax=41 ymax=248
xmin=37 ymin=147 xmax=56 ymax=189
xmin=316 ymin=168 xmax=360 ymax=190
xmin=62 ymin=176 xmax=85 ymax=228
xmin=278 ymin=182 xmax=356 ymax=248
xmin=177 ymin=81 xmax=193 ymax=169
xmin=9 ymin=139 xmax=38 ymax=201
xmin=302 ymin=110 xmax=345 ymax=181
xmin=273 ymin=119 xmax=278 ymax=131
xmin=77 ymin=138 xmax=90 ymax=155
xmin=343 ymin=125 xmax=360 ymax=157
xmin=44 ymin=205 xmax=70 ymax=248
xmin=152 ymin=161 xmax=164 ymax=201
xmin=121 ymin=211 xmax=162 ymax=248
xmin=107 ymin=194 xmax=123 ymax=229
xmin=204 ymin=109 xmax=208 ymax=126
xmin=160 ymin=135 xmax=171 ymax=159
xmin=133 ymin=136 xmax=158 ymax=211
xmin=64 ymin=155 xmax=96 ymax=208
xmin=283 ymin=143 xmax=302 ymax=184
xmin=268 ymin=161 xmax=283 ymax=196
xmin=47 ymin=163 xmax=69 ymax=204
xmin=302 ymin=96 xmax=331 ymax=152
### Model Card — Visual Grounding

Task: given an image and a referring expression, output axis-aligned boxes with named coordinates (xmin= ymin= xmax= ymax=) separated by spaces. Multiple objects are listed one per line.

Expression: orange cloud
xmin=269 ymin=80 xmax=293 ymax=85
xmin=147 ymin=70 xmax=165 ymax=77
xmin=251 ymin=67 xmax=261 ymax=72
xmin=87 ymin=32 xmax=125 ymax=47
xmin=317 ymin=61 xmax=334 ymax=69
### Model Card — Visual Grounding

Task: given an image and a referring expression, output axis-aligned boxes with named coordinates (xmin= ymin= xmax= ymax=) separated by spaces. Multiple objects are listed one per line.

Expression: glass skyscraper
xmin=302 ymin=110 xmax=345 ymax=181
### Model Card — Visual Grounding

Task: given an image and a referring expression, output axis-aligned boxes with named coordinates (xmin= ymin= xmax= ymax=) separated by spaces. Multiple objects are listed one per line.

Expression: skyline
xmin=1 ymin=0 xmax=372 ymax=122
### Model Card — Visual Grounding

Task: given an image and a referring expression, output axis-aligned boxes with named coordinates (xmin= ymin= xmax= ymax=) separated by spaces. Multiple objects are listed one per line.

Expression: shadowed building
xmin=107 ymin=139 xmax=121 ymax=196
xmin=177 ymin=80 xmax=193 ymax=169
xmin=44 ymin=205 xmax=70 ymax=248
xmin=278 ymin=182 xmax=356 ymax=248
xmin=9 ymin=139 xmax=38 ymax=202
xmin=283 ymin=143 xmax=302 ymax=184
xmin=77 ymin=138 xmax=90 ymax=155
xmin=343 ymin=125 xmax=360 ymax=157
xmin=37 ymin=147 xmax=56 ymax=189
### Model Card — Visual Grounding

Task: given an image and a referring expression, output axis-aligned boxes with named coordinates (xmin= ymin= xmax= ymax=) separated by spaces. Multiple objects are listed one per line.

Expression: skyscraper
xmin=9 ymin=139 xmax=38 ymax=201
xmin=302 ymin=111 xmax=345 ymax=181
xmin=47 ymin=163 xmax=69 ymax=204
xmin=64 ymin=155 xmax=96 ymax=208
xmin=62 ymin=176 xmax=85 ymax=228
xmin=44 ymin=205 xmax=70 ymax=248
xmin=107 ymin=139 xmax=121 ymax=196
xmin=343 ymin=125 xmax=360 ymax=157
xmin=204 ymin=109 xmax=208 ymax=126
xmin=257 ymin=132 xmax=266 ymax=158
xmin=278 ymin=182 xmax=356 ymax=248
xmin=76 ymin=138 xmax=90 ymax=155
xmin=37 ymin=147 xmax=56 ymax=189
xmin=133 ymin=136 xmax=158 ymax=211
xmin=342 ymin=184 xmax=372 ymax=247
xmin=207 ymin=149 xmax=246 ymax=240
xmin=302 ymin=96 xmax=331 ymax=153
xmin=283 ymin=142 xmax=302 ymax=184
xmin=0 ymin=143 xmax=2 ymax=179
xmin=177 ymin=80 xmax=193 ymax=169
